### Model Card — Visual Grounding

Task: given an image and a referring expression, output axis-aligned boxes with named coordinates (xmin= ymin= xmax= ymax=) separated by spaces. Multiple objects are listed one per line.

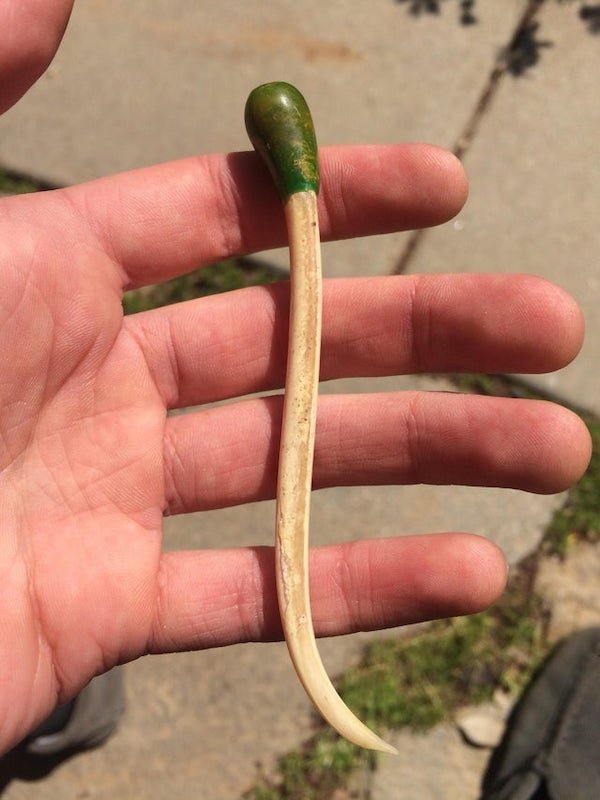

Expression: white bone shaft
xmin=275 ymin=190 xmax=397 ymax=756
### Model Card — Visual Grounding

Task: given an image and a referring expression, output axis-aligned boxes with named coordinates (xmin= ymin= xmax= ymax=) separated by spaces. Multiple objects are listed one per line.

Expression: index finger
xmin=61 ymin=144 xmax=468 ymax=289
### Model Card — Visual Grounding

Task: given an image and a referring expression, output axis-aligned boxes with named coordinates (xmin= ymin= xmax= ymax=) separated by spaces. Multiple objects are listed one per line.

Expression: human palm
xmin=0 ymin=0 xmax=592 ymax=755
xmin=0 ymin=184 xmax=169 ymax=743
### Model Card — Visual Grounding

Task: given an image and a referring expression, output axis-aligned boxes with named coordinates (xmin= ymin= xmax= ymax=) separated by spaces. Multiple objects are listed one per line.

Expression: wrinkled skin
xmin=0 ymin=0 xmax=591 ymax=754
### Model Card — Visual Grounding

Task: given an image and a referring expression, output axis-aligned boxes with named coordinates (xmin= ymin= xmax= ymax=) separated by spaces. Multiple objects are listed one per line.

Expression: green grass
xmin=245 ymin=570 xmax=547 ymax=800
xmin=544 ymin=417 xmax=600 ymax=557
xmin=0 ymin=166 xmax=47 ymax=194
xmin=339 ymin=598 xmax=545 ymax=734
xmin=122 ymin=258 xmax=283 ymax=313
xmin=248 ymin=733 xmax=368 ymax=800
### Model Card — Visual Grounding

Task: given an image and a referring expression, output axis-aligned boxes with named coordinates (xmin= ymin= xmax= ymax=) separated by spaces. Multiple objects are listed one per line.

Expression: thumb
xmin=0 ymin=0 xmax=74 ymax=115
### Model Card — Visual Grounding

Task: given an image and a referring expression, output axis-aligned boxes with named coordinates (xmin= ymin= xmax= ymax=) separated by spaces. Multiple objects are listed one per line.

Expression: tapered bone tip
xmin=375 ymin=738 xmax=399 ymax=756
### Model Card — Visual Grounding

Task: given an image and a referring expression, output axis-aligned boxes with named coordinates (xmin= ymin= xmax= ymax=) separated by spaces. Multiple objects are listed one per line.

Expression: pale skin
xmin=0 ymin=0 xmax=592 ymax=755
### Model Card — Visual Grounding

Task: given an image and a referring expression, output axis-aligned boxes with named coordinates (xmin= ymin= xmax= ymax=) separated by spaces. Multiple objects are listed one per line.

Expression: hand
xmin=0 ymin=2 xmax=591 ymax=755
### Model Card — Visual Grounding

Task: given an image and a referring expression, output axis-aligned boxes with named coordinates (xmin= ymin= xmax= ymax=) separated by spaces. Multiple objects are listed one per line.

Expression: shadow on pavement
xmin=0 ymin=746 xmax=79 ymax=794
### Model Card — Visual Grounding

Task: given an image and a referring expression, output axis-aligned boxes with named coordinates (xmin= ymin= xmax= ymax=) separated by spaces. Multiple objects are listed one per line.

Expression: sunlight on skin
xmin=0 ymin=0 xmax=592 ymax=755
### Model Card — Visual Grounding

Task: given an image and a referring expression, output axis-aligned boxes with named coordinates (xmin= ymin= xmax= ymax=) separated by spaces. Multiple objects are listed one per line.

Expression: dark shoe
xmin=25 ymin=668 xmax=125 ymax=756
xmin=481 ymin=627 xmax=600 ymax=800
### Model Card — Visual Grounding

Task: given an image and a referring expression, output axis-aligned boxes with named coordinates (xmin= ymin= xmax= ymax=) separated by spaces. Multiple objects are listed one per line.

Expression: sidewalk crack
xmin=393 ymin=0 xmax=547 ymax=276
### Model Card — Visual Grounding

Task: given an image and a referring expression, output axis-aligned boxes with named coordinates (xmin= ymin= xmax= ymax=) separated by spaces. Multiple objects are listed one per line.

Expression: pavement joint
xmin=394 ymin=0 xmax=547 ymax=278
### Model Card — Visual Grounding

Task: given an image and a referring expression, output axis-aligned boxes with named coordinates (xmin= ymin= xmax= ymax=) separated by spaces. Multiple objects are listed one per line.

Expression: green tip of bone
xmin=245 ymin=82 xmax=319 ymax=200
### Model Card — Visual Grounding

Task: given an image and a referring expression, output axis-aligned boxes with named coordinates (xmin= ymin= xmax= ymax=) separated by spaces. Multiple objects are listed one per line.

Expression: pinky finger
xmin=147 ymin=533 xmax=508 ymax=654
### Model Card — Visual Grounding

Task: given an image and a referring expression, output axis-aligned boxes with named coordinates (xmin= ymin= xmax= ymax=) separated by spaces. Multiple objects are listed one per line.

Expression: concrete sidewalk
xmin=0 ymin=1 xmax=598 ymax=798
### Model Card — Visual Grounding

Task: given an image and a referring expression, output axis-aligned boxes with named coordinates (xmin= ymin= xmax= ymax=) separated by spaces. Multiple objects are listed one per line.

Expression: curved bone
xmin=245 ymin=82 xmax=397 ymax=755
xmin=277 ymin=191 xmax=397 ymax=755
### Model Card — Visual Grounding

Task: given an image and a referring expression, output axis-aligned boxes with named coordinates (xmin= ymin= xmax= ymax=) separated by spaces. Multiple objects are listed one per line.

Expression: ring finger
xmin=162 ymin=390 xmax=590 ymax=514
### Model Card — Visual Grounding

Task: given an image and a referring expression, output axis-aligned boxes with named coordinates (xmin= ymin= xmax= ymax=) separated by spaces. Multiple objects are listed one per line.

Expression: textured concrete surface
xmin=0 ymin=0 xmax=527 ymax=282
xmin=360 ymin=724 xmax=491 ymax=800
xmin=405 ymin=2 xmax=600 ymax=414
xmin=535 ymin=542 xmax=600 ymax=643
xmin=0 ymin=1 xmax=598 ymax=799
xmin=0 ymin=1 xmax=527 ymax=179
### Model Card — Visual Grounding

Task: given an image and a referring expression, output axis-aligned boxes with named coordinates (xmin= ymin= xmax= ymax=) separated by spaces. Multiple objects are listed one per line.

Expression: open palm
xmin=0 ymin=0 xmax=591 ymax=755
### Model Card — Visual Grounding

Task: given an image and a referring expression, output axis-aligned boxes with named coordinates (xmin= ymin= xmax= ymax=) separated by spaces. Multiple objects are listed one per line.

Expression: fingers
xmin=162 ymin=392 xmax=591 ymax=514
xmin=0 ymin=0 xmax=74 ymax=115
xmin=147 ymin=534 xmax=508 ymax=652
xmin=126 ymin=273 xmax=584 ymax=409
xmin=63 ymin=144 xmax=467 ymax=288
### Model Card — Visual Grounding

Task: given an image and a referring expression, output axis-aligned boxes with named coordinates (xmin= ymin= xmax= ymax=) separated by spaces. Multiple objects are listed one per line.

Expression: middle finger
xmin=125 ymin=273 xmax=583 ymax=410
